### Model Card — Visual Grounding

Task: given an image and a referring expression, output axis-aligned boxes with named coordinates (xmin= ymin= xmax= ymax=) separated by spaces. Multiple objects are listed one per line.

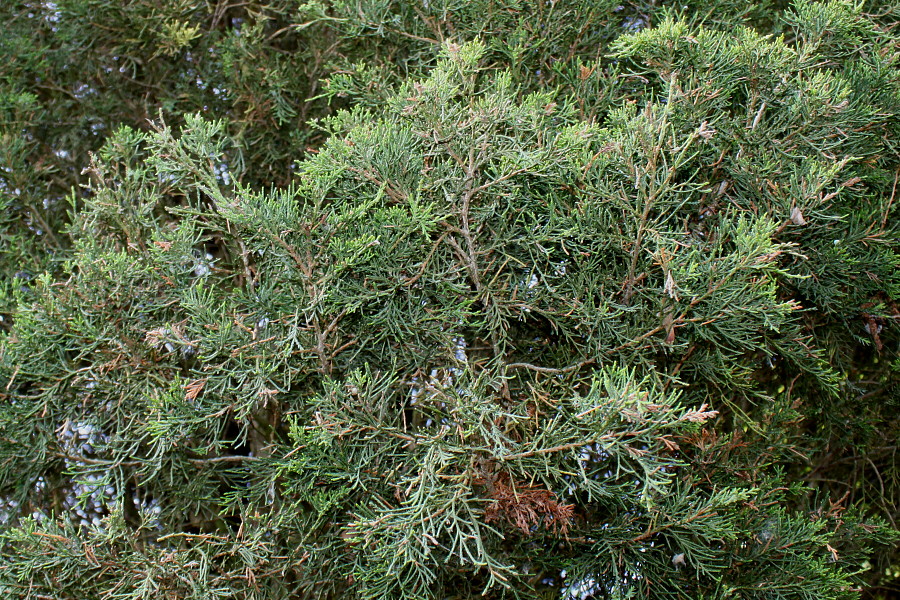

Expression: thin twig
xmin=505 ymin=359 xmax=594 ymax=374
xmin=55 ymin=453 xmax=259 ymax=467
xmin=500 ymin=441 xmax=586 ymax=462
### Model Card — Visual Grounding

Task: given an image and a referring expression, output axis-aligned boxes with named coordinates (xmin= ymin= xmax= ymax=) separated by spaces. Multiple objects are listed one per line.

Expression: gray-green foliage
xmin=0 ymin=1 xmax=898 ymax=599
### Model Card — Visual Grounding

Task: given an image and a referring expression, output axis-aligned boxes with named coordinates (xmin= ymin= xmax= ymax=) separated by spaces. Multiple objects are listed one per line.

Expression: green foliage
xmin=0 ymin=1 xmax=898 ymax=599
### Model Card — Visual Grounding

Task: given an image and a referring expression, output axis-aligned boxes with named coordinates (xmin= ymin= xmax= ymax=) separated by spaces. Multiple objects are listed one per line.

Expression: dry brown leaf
xmin=184 ymin=378 xmax=206 ymax=401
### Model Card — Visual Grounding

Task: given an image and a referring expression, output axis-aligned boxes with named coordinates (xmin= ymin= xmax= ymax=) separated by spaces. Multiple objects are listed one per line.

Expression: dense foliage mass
xmin=0 ymin=1 xmax=898 ymax=599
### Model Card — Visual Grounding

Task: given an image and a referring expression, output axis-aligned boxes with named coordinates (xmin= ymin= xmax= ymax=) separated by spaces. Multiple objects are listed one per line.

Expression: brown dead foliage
xmin=483 ymin=472 xmax=574 ymax=536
